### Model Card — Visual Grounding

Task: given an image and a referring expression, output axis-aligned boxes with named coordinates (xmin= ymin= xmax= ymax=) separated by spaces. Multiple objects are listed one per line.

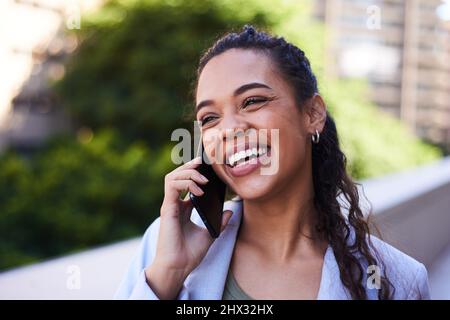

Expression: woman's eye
xmin=200 ymin=116 xmax=217 ymax=126
xmin=242 ymin=97 xmax=267 ymax=109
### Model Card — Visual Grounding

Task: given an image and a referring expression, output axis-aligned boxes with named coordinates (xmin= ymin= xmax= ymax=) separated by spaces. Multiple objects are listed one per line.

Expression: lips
xmin=224 ymin=144 xmax=272 ymax=177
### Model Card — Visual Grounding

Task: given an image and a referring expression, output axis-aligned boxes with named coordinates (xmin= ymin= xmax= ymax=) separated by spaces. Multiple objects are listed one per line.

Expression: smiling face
xmin=195 ymin=48 xmax=314 ymax=201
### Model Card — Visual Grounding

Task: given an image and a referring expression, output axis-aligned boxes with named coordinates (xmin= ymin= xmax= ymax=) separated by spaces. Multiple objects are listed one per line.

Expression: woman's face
xmin=195 ymin=48 xmax=316 ymax=201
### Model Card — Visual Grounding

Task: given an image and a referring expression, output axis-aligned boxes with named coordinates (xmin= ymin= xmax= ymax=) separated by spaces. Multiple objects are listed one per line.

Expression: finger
xmin=220 ymin=210 xmax=233 ymax=232
xmin=172 ymin=169 xmax=209 ymax=185
xmin=166 ymin=179 xmax=204 ymax=203
xmin=172 ymin=156 xmax=202 ymax=173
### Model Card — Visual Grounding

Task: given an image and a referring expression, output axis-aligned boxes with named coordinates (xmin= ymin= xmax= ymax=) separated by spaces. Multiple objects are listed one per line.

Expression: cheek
xmin=284 ymin=133 xmax=307 ymax=163
xmin=201 ymin=129 xmax=222 ymax=160
xmin=276 ymin=115 xmax=309 ymax=170
xmin=265 ymin=108 xmax=306 ymax=144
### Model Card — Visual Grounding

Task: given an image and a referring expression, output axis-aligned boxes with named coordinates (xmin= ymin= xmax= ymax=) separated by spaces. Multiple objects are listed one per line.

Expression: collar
xmin=184 ymin=200 xmax=353 ymax=299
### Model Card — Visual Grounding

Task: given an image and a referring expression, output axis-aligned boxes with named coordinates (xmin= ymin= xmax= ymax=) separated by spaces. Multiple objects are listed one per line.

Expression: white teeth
xmin=227 ymin=146 xmax=269 ymax=167
xmin=229 ymin=154 xmax=235 ymax=165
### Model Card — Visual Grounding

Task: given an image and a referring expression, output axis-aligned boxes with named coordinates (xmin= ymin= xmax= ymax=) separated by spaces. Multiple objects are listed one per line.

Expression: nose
xmin=202 ymin=113 xmax=252 ymax=165
xmin=219 ymin=114 xmax=250 ymax=142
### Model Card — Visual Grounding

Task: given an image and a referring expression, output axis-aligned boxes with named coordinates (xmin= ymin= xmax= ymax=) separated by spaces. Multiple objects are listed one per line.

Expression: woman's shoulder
xmin=368 ymin=235 xmax=430 ymax=299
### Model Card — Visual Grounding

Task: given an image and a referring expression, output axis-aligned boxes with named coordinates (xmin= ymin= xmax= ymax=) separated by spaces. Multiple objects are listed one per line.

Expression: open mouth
xmin=227 ymin=146 xmax=270 ymax=168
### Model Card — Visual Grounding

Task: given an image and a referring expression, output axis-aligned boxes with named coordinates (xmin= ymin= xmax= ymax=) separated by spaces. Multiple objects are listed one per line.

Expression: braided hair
xmin=195 ymin=25 xmax=393 ymax=299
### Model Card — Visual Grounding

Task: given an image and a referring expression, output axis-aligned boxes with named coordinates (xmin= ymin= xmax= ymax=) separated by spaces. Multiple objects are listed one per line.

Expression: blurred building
xmin=0 ymin=0 xmax=102 ymax=152
xmin=314 ymin=0 xmax=450 ymax=151
xmin=1 ymin=0 xmax=449 ymax=153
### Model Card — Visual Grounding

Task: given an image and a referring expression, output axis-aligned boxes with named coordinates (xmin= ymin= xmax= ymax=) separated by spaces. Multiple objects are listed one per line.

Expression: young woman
xmin=115 ymin=25 xmax=430 ymax=300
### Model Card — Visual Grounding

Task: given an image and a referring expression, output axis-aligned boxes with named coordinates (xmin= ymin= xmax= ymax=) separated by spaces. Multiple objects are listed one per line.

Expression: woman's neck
xmin=238 ymin=174 xmax=326 ymax=262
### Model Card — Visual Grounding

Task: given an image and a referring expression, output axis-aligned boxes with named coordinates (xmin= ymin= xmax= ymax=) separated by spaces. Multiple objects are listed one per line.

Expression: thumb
xmin=179 ymin=198 xmax=194 ymax=224
xmin=220 ymin=210 xmax=233 ymax=232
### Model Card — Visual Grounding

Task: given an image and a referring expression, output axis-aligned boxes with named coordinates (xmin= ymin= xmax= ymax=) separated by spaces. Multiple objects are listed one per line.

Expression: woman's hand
xmin=145 ymin=157 xmax=233 ymax=299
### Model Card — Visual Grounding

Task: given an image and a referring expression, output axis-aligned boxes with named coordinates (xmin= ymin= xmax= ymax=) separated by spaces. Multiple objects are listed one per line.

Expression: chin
xmin=227 ymin=172 xmax=278 ymax=201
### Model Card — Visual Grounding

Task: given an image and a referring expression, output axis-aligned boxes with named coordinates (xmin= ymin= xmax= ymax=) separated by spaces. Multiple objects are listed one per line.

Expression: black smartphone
xmin=189 ymin=144 xmax=226 ymax=238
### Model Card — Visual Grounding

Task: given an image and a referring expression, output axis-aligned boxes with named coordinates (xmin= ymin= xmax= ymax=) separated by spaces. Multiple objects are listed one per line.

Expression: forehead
xmin=196 ymin=49 xmax=278 ymax=101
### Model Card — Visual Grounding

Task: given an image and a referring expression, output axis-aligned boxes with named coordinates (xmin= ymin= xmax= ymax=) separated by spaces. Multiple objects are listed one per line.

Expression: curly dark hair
xmin=194 ymin=25 xmax=393 ymax=299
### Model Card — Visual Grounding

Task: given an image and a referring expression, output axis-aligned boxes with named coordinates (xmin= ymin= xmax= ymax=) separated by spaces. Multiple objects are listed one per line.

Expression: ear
xmin=305 ymin=94 xmax=327 ymax=134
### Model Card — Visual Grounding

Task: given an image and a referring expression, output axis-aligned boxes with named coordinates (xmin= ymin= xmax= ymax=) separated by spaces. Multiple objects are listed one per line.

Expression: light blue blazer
xmin=115 ymin=200 xmax=430 ymax=300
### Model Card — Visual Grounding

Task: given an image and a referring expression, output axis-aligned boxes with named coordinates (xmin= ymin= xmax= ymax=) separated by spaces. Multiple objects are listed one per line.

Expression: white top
xmin=114 ymin=200 xmax=430 ymax=300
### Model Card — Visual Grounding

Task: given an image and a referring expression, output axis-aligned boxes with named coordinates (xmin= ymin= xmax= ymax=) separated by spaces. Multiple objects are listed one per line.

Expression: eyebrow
xmin=195 ymin=82 xmax=272 ymax=114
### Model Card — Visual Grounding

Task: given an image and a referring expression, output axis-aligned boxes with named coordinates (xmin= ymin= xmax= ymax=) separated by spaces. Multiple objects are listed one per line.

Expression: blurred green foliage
xmin=56 ymin=0 xmax=271 ymax=147
xmin=0 ymin=0 xmax=441 ymax=269
xmin=0 ymin=131 xmax=175 ymax=269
